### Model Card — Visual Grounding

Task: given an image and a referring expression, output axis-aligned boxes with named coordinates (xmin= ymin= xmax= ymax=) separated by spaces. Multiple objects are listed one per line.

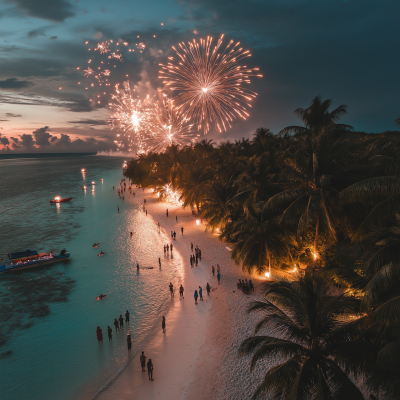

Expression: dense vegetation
xmin=125 ymin=97 xmax=400 ymax=399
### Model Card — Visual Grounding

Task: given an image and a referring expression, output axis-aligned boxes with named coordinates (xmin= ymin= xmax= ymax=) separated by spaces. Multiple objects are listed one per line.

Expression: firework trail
xmin=145 ymin=95 xmax=200 ymax=153
xmin=159 ymin=34 xmax=262 ymax=134
xmin=109 ymin=81 xmax=156 ymax=154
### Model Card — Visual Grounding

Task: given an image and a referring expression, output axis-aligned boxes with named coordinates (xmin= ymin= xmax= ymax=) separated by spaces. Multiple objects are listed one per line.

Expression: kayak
xmin=96 ymin=295 xmax=107 ymax=300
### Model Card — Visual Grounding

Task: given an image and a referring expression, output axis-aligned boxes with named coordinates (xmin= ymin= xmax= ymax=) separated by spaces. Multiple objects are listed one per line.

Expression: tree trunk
xmin=314 ymin=216 xmax=319 ymax=267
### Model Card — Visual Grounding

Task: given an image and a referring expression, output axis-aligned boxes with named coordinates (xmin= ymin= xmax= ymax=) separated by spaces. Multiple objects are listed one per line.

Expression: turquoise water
xmin=0 ymin=154 xmax=183 ymax=400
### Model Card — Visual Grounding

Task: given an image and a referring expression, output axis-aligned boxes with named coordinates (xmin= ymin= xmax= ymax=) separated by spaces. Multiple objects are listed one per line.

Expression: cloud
xmin=0 ymin=78 xmax=33 ymax=89
xmin=0 ymin=136 xmax=10 ymax=145
xmin=28 ymin=27 xmax=47 ymax=38
xmin=33 ymin=126 xmax=53 ymax=147
xmin=10 ymin=0 xmax=76 ymax=22
xmin=10 ymin=137 xmax=19 ymax=143
xmin=0 ymin=119 xmax=9 ymax=122
xmin=6 ymin=113 xmax=22 ymax=117
xmin=20 ymin=133 xmax=35 ymax=149
xmin=50 ymin=36 xmax=58 ymax=40
xmin=67 ymin=119 xmax=107 ymax=125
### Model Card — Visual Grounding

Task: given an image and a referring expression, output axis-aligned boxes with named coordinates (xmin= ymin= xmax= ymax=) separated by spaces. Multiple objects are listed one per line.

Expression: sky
xmin=0 ymin=0 xmax=399 ymax=153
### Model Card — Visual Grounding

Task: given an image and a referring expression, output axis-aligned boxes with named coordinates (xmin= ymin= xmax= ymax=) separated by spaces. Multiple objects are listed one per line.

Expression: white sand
xmin=96 ymin=188 xmax=268 ymax=400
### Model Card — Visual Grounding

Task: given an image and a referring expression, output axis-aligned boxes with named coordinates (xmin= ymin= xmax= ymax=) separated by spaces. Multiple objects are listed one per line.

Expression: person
xmin=166 ymin=244 xmax=169 ymax=252
xmin=198 ymin=286 xmax=203 ymax=300
xmin=206 ymin=283 xmax=211 ymax=295
xmin=199 ymin=249 xmax=202 ymax=260
xmin=217 ymin=264 xmax=220 ymax=273
xmin=191 ymin=242 xmax=193 ymax=251
xmin=179 ymin=284 xmax=184 ymax=298
xmin=130 ymin=231 xmax=133 ymax=237
xmin=166 ymin=209 xmax=168 ymax=217
xmin=146 ymin=209 xmax=147 ymax=216
xmin=212 ymin=265 xmax=215 ymax=276
xmin=107 ymin=326 xmax=112 ymax=341
xmin=127 ymin=333 xmax=132 ymax=351
xmin=140 ymin=352 xmax=146 ymax=371
xmin=125 ymin=310 xmax=130 ymax=323
xmin=176 ymin=216 xmax=178 ymax=222
xmin=169 ymin=282 xmax=174 ymax=297
xmin=114 ymin=318 xmax=119 ymax=332
xmin=159 ymin=258 xmax=161 ymax=268
xmin=113 ymin=186 xmax=114 ymax=189
xmin=190 ymin=255 xmax=193 ymax=267
xmin=162 ymin=316 xmax=166 ymax=333
xmin=147 ymin=359 xmax=154 ymax=380
xmin=181 ymin=226 xmax=184 ymax=235
xmin=137 ymin=263 xmax=139 ymax=271
xmin=118 ymin=206 xmax=119 ymax=213
xmin=119 ymin=314 xmax=124 ymax=328
xmin=217 ymin=271 xmax=221 ymax=283
xmin=164 ymin=245 xmax=166 ymax=254
xmin=194 ymin=290 xmax=198 ymax=304
xmin=96 ymin=326 xmax=103 ymax=343
xmin=171 ymin=243 xmax=173 ymax=252
xmin=195 ymin=255 xmax=198 ymax=266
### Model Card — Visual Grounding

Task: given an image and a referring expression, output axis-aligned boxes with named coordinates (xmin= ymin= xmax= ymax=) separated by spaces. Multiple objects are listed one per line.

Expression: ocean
xmin=0 ymin=154 xmax=183 ymax=400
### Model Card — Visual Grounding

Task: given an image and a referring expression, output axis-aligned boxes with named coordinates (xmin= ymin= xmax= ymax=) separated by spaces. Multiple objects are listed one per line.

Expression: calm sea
xmin=0 ymin=154 xmax=183 ymax=400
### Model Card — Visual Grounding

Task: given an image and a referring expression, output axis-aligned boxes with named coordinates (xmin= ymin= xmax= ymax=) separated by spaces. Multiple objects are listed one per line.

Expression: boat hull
xmin=50 ymin=197 xmax=73 ymax=203
xmin=0 ymin=254 xmax=70 ymax=272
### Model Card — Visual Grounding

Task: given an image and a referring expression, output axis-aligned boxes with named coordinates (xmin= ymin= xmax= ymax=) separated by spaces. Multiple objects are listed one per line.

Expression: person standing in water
xmin=125 ymin=310 xmax=130 ymax=324
xmin=96 ymin=326 xmax=103 ymax=343
xmin=114 ymin=318 xmax=119 ymax=332
xmin=140 ymin=352 xmax=146 ymax=371
xmin=107 ymin=326 xmax=112 ymax=341
xmin=117 ymin=206 xmax=119 ymax=213
xmin=137 ymin=263 xmax=139 ymax=271
xmin=179 ymin=284 xmax=184 ymax=298
xmin=206 ymin=283 xmax=211 ymax=295
xmin=127 ymin=333 xmax=132 ymax=351
xmin=162 ymin=316 xmax=166 ymax=333
xmin=119 ymin=314 xmax=124 ymax=328
xmin=199 ymin=286 xmax=203 ymax=301
xmin=217 ymin=271 xmax=221 ymax=284
xmin=147 ymin=359 xmax=154 ymax=380
xmin=194 ymin=290 xmax=199 ymax=304
xmin=169 ymin=282 xmax=174 ymax=297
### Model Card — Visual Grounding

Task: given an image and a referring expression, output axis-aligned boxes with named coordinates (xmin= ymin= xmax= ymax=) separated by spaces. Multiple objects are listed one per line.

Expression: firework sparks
xmin=136 ymin=42 xmax=146 ymax=50
xmin=159 ymin=183 xmax=183 ymax=205
xmin=83 ymin=67 xmax=94 ymax=77
xmin=95 ymin=41 xmax=110 ymax=54
xmin=145 ymin=95 xmax=199 ymax=153
xmin=109 ymin=81 xmax=156 ymax=154
xmin=159 ymin=34 xmax=262 ymax=134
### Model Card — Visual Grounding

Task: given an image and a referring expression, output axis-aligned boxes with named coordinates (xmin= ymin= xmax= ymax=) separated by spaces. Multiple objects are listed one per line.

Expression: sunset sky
xmin=0 ymin=0 xmax=398 ymax=153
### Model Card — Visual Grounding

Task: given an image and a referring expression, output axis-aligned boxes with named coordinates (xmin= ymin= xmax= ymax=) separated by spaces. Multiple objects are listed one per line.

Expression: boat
xmin=97 ymin=251 xmax=106 ymax=257
xmin=50 ymin=196 xmax=73 ymax=203
xmin=81 ymin=169 xmax=87 ymax=173
xmin=0 ymin=249 xmax=70 ymax=272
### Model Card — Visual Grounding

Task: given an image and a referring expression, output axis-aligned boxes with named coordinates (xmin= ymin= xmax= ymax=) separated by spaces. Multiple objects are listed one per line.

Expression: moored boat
xmin=50 ymin=196 xmax=73 ymax=203
xmin=0 ymin=249 xmax=70 ymax=272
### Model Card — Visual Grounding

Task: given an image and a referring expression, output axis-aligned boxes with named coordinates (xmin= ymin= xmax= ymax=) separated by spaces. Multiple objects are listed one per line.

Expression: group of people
xmin=164 ymin=243 xmax=173 ymax=253
xmin=171 ymin=231 xmax=177 ymax=239
xmin=140 ymin=352 xmax=154 ymax=380
xmin=211 ymin=264 xmax=222 ymax=283
xmin=237 ymin=279 xmax=254 ymax=294
xmin=96 ymin=310 xmax=131 ymax=345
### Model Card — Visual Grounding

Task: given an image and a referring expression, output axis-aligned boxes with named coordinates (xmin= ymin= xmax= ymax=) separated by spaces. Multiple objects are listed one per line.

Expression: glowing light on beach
xmin=158 ymin=183 xmax=183 ymax=205
xmin=159 ymin=34 xmax=262 ymax=133
xmin=265 ymin=272 xmax=270 ymax=278
xmin=196 ymin=219 xmax=201 ymax=225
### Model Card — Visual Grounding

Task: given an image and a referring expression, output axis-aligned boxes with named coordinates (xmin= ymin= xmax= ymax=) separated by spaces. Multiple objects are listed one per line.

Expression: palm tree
xmin=239 ymin=273 xmax=376 ymax=400
xmin=221 ymin=202 xmax=295 ymax=274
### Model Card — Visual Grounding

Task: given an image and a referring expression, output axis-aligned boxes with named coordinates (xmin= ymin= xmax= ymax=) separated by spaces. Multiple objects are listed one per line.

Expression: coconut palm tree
xmin=221 ymin=202 xmax=295 ymax=274
xmin=239 ymin=273 xmax=377 ymax=400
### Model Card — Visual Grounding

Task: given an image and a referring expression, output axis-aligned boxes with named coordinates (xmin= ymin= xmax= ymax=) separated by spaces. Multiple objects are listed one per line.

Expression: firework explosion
xmin=109 ymin=81 xmax=156 ymax=153
xmin=145 ymin=95 xmax=200 ymax=153
xmin=158 ymin=183 xmax=183 ymax=205
xmin=159 ymin=34 xmax=262 ymax=133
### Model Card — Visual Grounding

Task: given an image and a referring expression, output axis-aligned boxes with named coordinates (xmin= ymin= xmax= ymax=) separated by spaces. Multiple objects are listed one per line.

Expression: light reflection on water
xmin=0 ymin=155 xmax=183 ymax=400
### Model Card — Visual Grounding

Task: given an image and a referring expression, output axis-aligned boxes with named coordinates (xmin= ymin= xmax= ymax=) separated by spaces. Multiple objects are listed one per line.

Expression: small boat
xmin=82 ymin=185 xmax=87 ymax=190
xmin=0 ymin=249 xmax=70 ymax=272
xmin=97 ymin=251 xmax=106 ymax=257
xmin=50 ymin=196 xmax=73 ymax=203
xmin=93 ymin=242 xmax=100 ymax=248
xmin=96 ymin=294 xmax=107 ymax=300
xmin=81 ymin=169 xmax=87 ymax=173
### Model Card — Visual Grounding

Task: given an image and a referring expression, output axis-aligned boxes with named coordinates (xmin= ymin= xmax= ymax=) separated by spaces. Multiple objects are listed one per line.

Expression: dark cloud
xmin=50 ymin=36 xmax=58 ymax=40
xmin=33 ymin=126 xmax=53 ymax=147
xmin=28 ymin=27 xmax=47 ymax=38
xmin=10 ymin=137 xmax=19 ymax=144
xmin=0 ymin=78 xmax=33 ymax=89
xmin=6 ymin=113 xmax=22 ymax=117
xmin=0 ymin=136 xmax=10 ymax=145
xmin=10 ymin=0 xmax=76 ymax=22
xmin=67 ymin=119 xmax=107 ymax=125
xmin=20 ymin=133 xmax=35 ymax=149
xmin=0 ymin=119 xmax=9 ymax=122
xmin=65 ymin=98 xmax=93 ymax=112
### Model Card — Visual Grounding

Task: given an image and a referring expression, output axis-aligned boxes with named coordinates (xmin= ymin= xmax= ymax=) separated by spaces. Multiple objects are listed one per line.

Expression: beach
xmin=97 ymin=187 xmax=267 ymax=400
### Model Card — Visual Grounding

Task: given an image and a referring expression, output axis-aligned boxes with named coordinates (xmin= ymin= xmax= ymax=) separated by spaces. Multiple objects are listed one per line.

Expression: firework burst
xmin=159 ymin=34 xmax=262 ymax=134
xmin=109 ymin=81 xmax=156 ymax=153
xmin=145 ymin=95 xmax=200 ymax=153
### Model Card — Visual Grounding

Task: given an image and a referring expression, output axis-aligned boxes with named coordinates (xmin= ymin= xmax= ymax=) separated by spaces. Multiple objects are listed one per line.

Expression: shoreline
xmin=96 ymin=187 xmax=267 ymax=400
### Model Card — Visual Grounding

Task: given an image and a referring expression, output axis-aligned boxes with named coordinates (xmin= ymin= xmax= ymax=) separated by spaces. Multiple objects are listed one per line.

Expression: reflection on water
xmin=0 ymin=155 xmax=183 ymax=400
